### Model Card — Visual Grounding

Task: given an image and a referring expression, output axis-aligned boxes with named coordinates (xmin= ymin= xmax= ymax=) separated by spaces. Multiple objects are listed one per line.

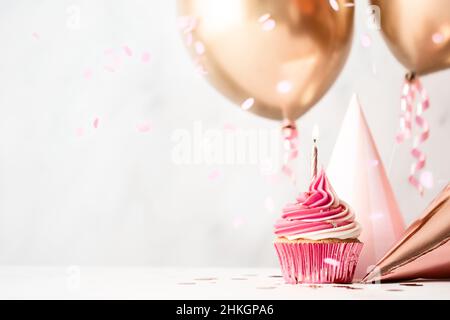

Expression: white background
xmin=0 ymin=0 xmax=448 ymax=267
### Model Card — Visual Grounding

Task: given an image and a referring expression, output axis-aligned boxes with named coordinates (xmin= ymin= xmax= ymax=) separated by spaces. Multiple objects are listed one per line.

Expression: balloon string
xmin=281 ymin=121 xmax=298 ymax=184
xmin=396 ymin=74 xmax=430 ymax=195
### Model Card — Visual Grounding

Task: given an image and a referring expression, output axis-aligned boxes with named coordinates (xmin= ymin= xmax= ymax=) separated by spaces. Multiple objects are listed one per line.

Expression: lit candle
xmin=311 ymin=124 xmax=319 ymax=178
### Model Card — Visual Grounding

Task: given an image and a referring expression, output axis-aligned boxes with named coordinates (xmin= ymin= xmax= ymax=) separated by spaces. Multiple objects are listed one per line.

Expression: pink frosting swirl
xmin=274 ymin=169 xmax=361 ymax=240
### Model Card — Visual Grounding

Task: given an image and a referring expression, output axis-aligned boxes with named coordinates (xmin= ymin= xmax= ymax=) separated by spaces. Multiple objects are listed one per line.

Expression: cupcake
xmin=274 ymin=169 xmax=363 ymax=284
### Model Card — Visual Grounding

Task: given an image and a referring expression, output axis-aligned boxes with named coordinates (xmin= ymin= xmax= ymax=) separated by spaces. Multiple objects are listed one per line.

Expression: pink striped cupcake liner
xmin=274 ymin=241 xmax=363 ymax=284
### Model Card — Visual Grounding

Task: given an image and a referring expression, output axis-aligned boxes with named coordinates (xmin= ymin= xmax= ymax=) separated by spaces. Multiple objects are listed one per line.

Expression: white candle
xmin=311 ymin=125 xmax=319 ymax=178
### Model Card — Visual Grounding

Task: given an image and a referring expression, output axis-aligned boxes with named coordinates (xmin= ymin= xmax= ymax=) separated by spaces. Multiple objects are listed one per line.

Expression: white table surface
xmin=0 ymin=267 xmax=448 ymax=300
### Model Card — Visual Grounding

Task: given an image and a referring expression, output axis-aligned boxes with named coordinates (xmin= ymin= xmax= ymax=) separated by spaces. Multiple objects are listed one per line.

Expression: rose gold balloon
xmin=177 ymin=0 xmax=354 ymax=121
xmin=370 ymin=0 xmax=450 ymax=75
xmin=363 ymin=184 xmax=450 ymax=283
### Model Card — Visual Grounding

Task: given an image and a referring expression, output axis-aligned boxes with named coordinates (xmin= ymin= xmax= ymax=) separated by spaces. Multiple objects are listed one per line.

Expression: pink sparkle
xmin=141 ymin=51 xmax=151 ymax=63
xmin=361 ymin=33 xmax=372 ymax=48
xmin=75 ymin=127 xmax=84 ymax=137
xmin=93 ymin=117 xmax=99 ymax=129
xmin=32 ymin=32 xmax=40 ymax=40
xmin=194 ymin=41 xmax=205 ymax=55
xmin=232 ymin=216 xmax=245 ymax=229
xmin=432 ymin=32 xmax=445 ymax=44
xmin=83 ymin=68 xmax=93 ymax=79
xmin=223 ymin=123 xmax=237 ymax=131
xmin=329 ymin=0 xmax=339 ymax=11
xmin=208 ymin=169 xmax=222 ymax=181
xmin=136 ymin=121 xmax=152 ymax=133
xmin=241 ymin=98 xmax=255 ymax=110
xmin=123 ymin=45 xmax=133 ymax=57
xmin=262 ymin=19 xmax=276 ymax=31
xmin=420 ymin=171 xmax=434 ymax=189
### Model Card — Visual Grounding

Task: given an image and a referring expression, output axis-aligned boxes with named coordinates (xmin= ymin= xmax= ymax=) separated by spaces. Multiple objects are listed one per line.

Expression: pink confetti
xmin=123 ymin=45 xmax=133 ymax=57
xmin=232 ymin=216 xmax=245 ymax=229
xmin=324 ymin=258 xmax=340 ymax=267
xmin=93 ymin=117 xmax=99 ymax=129
xmin=136 ymin=121 xmax=152 ymax=133
xmin=262 ymin=19 xmax=276 ymax=31
xmin=75 ymin=127 xmax=84 ymax=137
xmin=329 ymin=0 xmax=339 ymax=11
xmin=241 ymin=98 xmax=255 ymax=110
xmin=223 ymin=123 xmax=237 ymax=131
xmin=32 ymin=32 xmax=40 ymax=40
xmin=141 ymin=51 xmax=151 ymax=63
xmin=420 ymin=171 xmax=434 ymax=189
xmin=83 ymin=68 xmax=93 ymax=79
xmin=208 ymin=169 xmax=222 ymax=181
xmin=432 ymin=32 xmax=445 ymax=44
xmin=277 ymin=80 xmax=292 ymax=94
xmin=361 ymin=33 xmax=372 ymax=48
xmin=194 ymin=41 xmax=205 ymax=55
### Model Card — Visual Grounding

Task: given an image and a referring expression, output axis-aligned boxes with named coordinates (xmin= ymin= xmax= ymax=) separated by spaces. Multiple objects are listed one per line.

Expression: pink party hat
xmin=327 ymin=94 xmax=405 ymax=280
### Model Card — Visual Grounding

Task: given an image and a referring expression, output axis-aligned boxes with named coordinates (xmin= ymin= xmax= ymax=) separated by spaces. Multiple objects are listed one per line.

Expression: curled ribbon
xmin=281 ymin=120 xmax=298 ymax=184
xmin=396 ymin=73 xmax=430 ymax=195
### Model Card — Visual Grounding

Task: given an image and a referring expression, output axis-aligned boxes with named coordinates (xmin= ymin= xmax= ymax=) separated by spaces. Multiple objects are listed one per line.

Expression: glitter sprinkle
xmin=75 ymin=127 xmax=84 ymax=137
xmin=93 ymin=117 xmax=99 ymax=129
xmin=432 ymin=32 xmax=445 ymax=44
xmin=241 ymin=98 xmax=255 ymax=110
xmin=83 ymin=68 xmax=93 ymax=79
xmin=123 ymin=45 xmax=133 ymax=57
xmin=361 ymin=33 xmax=372 ymax=48
xmin=141 ymin=51 xmax=151 ymax=63
xmin=420 ymin=171 xmax=434 ymax=189
xmin=277 ymin=80 xmax=292 ymax=94
xmin=194 ymin=41 xmax=205 ymax=55
xmin=324 ymin=258 xmax=340 ymax=267
xmin=136 ymin=121 xmax=152 ymax=133
xmin=329 ymin=0 xmax=339 ymax=11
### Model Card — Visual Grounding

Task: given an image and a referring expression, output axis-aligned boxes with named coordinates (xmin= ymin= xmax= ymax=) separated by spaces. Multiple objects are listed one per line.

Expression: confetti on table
xmin=141 ymin=51 xmax=151 ymax=63
xmin=420 ymin=171 xmax=434 ymax=189
xmin=386 ymin=289 xmax=403 ymax=292
xmin=194 ymin=277 xmax=217 ymax=281
xmin=361 ymin=33 xmax=372 ymax=48
xmin=277 ymin=80 xmax=292 ymax=94
xmin=333 ymin=285 xmax=363 ymax=290
xmin=122 ymin=45 xmax=133 ymax=57
xmin=329 ymin=0 xmax=339 ymax=11
xmin=208 ymin=169 xmax=222 ymax=181
xmin=93 ymin=117 xmax=99 ymax=129
xmin=75 ymin=127 xmax=84 ymax=137
xmin=83 ymin=68 xmax=93 ymax=80
xmin=241 ymin=98 xmax=255 ymax=111
xmin=136 ymin=121 xmax=152 ymax=133
xmin=232 ymin=216 xmax=245 ymax=229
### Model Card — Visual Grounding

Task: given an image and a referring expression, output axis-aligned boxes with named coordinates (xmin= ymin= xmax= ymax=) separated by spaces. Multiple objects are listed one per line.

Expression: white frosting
xmin=286 ymin=222 xmax=362 ymax=241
